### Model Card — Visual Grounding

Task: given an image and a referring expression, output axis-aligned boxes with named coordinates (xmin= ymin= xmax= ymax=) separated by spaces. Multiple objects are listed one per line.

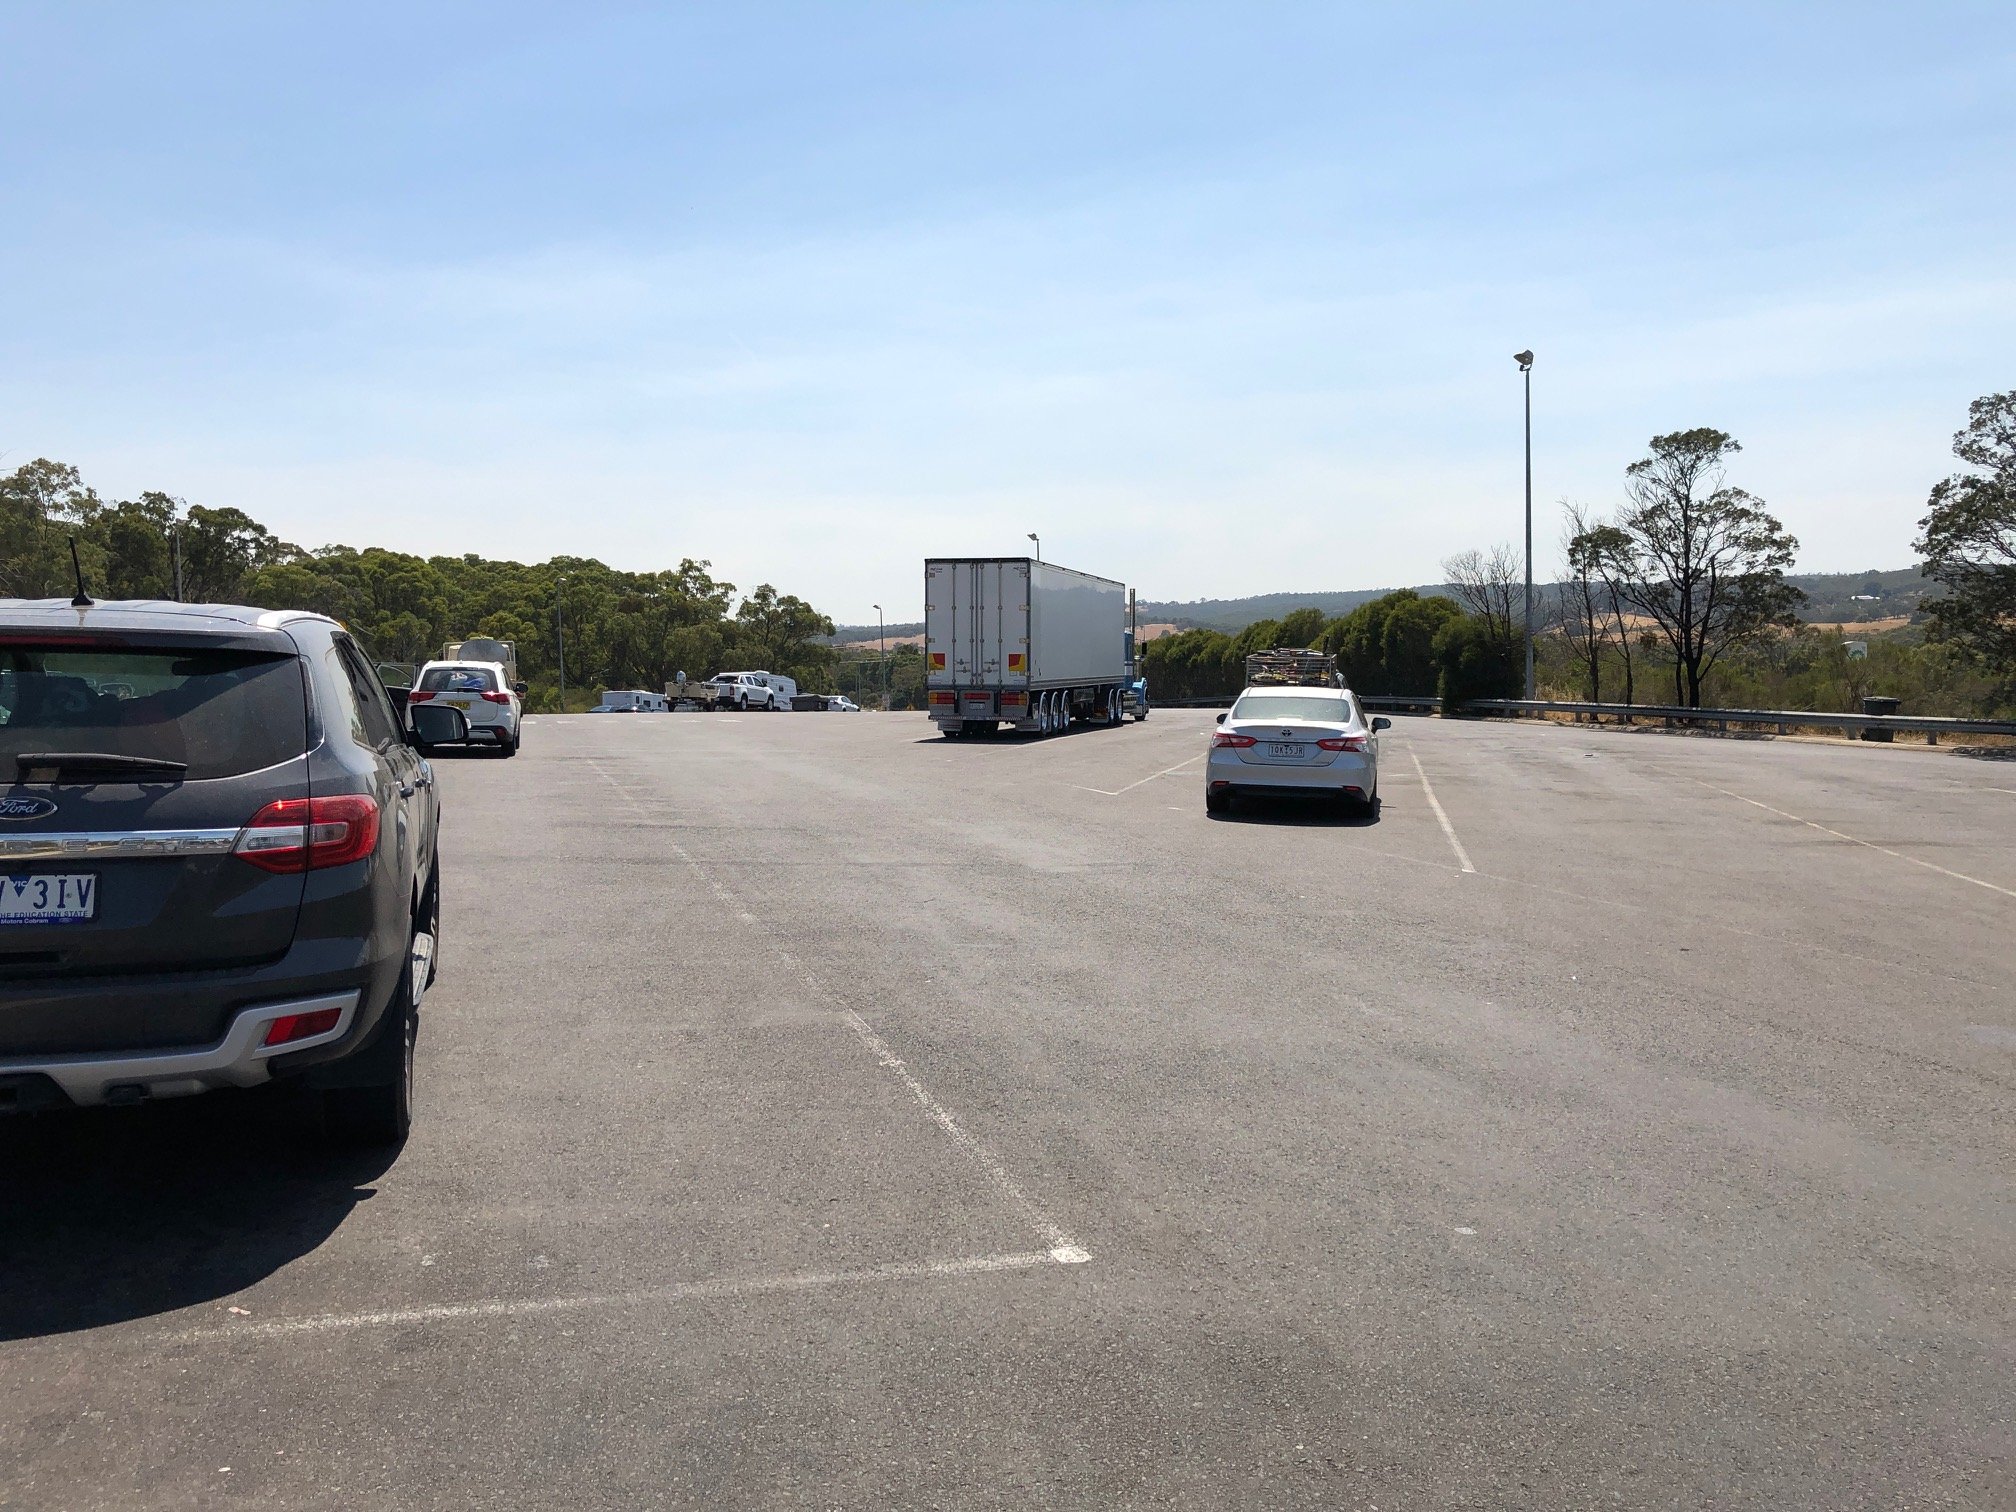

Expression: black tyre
xmin=322 ymin=950 xmax=417 ymax=1147
xmin=499 ymin=728 xmax=519 ymax=758
xmin=1205 ymin=790 xmax=1230 ymax=816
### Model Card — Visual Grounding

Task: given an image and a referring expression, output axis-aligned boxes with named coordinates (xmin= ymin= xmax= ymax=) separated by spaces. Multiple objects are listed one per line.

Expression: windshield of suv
xmin=1230 ymin=693 xmax=1354 ymax=724
xmin=419 ymin=665 xmax=499 ymax=693
xmin=0 ymin=642 xmax=309 ymax=779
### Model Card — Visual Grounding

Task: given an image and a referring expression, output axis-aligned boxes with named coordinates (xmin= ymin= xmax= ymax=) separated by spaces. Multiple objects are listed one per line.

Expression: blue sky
xmin=3 ymin=3 xmax=2012 ymax=621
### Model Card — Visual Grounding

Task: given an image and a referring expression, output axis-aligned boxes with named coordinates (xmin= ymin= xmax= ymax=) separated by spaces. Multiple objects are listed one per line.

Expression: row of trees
xmin=0 ymin=459 xmax=838 ymax=710
xmin=1142 ymin=594 xmax=1517 ymax=705
xmin=1145 ymin=394 xmax=2011 ymax=716
xmin=1476 ymin=395 xmax=2012 ymax=713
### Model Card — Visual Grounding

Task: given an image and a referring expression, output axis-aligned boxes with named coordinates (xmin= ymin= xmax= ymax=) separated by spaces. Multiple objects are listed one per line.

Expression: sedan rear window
xmin=1231 ymin=693 xmax=1353 ymax=723
xmin=419 ymin=665 xmax=499 ymax=693
xmin=0 ymin=642 xmax=309 ymax=780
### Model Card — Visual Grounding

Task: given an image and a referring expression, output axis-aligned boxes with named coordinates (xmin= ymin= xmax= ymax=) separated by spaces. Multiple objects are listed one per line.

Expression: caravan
xmin=590 ymin=689 xmax=670 ymax=714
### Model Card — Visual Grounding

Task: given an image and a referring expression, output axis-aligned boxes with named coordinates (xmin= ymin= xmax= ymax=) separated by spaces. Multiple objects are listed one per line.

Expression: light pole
xmin=554 ymin=574 xmax=569 ymax=714
xmin=1514 ymin=349 xmax=1535 ymax=699
xmin=873 ymin=602 xmax=887 ymax=709
xmin=1027 ymin=532 xmax=1040 ymax=562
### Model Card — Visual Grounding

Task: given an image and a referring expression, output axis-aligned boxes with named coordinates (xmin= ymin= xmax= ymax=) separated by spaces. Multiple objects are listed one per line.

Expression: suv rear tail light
xmin=406 ymin=689 xmax=437 ymax=702
xmin=480 ymin=691 xmax=513 ymax=705
xmin=262 ymin=1006 xmax=345 ymax=1046
xmin=235 ymin=795 xmax=382 ymax=873
xmin=1316 ymin=736 xmax=1368 ymax=752
xmin=1213 ymin=732 xmax=1257 ymax=748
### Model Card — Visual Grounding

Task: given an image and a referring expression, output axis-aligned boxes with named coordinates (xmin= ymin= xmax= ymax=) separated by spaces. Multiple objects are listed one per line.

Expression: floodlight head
xmin=1027 ymin=532 xmax=1039 ymax=542
xmin=1514 ymin=349 xmax=1534 ymax=370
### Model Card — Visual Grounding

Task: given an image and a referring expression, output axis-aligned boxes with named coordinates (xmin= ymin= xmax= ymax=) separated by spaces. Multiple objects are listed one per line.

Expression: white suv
xmin=411 ymin=660 xmax=523 ymax=755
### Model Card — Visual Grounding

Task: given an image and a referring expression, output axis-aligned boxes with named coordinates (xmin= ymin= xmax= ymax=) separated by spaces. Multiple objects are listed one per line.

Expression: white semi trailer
xmin=924 ymin=557 xmax=1136 ymax=738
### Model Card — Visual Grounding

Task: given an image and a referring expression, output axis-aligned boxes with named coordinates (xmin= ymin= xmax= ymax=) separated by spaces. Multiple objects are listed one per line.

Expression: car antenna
xmin=67 ymin=536 xmax=94 ymax=607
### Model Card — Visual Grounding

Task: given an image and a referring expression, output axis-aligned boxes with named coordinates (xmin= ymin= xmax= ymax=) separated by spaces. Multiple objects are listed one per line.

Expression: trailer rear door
xmin=925 ymin=559 xmax=1030 ymax=689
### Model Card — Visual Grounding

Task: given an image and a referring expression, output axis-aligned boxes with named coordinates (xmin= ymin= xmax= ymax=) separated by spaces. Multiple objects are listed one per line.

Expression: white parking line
xmin=170 ymin=1251 xmax=1078 ymax=1343
xmin=1072 ymin=752 xmax=1204 ymax=797
xmin=586 ymin=760 xmax=1091 ymax=1263
xmin=1694 ymin=779 xmax=2016 ymax=900
xmin=1409 ymin=751 xmax=1475 ymax=873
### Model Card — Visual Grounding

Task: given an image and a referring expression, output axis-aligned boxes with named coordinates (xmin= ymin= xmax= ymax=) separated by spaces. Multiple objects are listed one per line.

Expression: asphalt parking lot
xmin=3 ymin=709 xmax=2012 ymax=1510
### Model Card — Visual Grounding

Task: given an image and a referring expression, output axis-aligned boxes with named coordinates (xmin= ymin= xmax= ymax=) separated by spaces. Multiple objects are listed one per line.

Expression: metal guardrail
xmin=1147 ymin=693 xmax=2014 ymax=743
xmin=1462 ymin=699 xmax=2016 ymax=744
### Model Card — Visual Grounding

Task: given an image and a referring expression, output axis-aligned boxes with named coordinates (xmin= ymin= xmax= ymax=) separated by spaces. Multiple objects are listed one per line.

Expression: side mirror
xmin=1372 ymin=716 xmax=1392 ymax=731
xmin=512 ymin=680 xmax=528 ymax=696
xmin=1214 ymin=711 xmax=1227 ymax=725
xmin=408 ymin=704 xmax=469 ymax=748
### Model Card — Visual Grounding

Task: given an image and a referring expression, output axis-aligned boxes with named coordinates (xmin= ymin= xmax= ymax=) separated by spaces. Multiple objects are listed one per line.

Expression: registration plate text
xmin=0 ymin=873 xmax=97 ymax=924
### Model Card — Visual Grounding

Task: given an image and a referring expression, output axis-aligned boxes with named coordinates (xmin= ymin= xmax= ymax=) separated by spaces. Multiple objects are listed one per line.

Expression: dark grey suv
xmin=0 ymin=600 xmax=468 ymax=1144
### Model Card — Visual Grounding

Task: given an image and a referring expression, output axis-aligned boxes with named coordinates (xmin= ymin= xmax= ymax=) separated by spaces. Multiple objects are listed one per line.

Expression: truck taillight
xmin=1316 ymin=736 xmax=1368 ymax=752
xmin=1212 ymin=732 xmax=1257 ymax=748
xmin=929 ymin=691 xmax=956 ymax=706
xmin=235 ymin=795 xmax=381 ymax=873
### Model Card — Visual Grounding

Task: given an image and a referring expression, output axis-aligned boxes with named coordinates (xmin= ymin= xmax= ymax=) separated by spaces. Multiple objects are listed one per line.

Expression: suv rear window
xmin=0 ymin=642 xmax=309 ymax=780
xmin=419 ymin=665 xmax=499 ymax=693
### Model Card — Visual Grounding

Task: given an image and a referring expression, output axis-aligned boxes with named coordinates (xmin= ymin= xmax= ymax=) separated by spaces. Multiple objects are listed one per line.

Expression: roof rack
xmin=1244 ymin=647 xmax=1344 ymax=688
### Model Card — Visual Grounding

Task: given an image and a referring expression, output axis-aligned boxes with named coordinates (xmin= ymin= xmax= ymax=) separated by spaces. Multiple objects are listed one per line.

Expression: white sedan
xmin=1205 ymin=687 xmax=1388 ymax=816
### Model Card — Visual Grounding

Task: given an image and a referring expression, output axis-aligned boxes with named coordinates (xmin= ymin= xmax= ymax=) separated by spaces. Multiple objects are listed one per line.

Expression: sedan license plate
xmin=1267 ymin=742 xmax=1303 ymax=758
xmin=0 ymin=873 xmax=97 ymax=924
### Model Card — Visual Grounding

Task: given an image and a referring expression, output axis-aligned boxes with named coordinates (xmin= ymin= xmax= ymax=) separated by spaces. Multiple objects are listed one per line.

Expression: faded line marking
xmin=1072 ymin=752 xmax=1205 ymax=797
xmin=586 ymin=761 xmax=1090 ymax=1262
xmin=1409 ymin=751 xmax=1475 ymax=873
xmin=836 ymin=1008 xmax=1081 ymax=1255
xmin=1693 ymin=779 xmax=2016 ymax=900
xmin=169 ymin=1251 xmax=1077 ymax=1343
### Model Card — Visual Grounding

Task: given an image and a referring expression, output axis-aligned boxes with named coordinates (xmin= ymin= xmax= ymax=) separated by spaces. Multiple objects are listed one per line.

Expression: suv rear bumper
xmin=0 ymin=989 xmax=361 ymax=1107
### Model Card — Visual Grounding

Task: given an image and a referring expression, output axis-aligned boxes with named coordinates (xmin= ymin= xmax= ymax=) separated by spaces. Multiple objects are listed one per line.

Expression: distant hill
xmin=829 ymin=567 xmax=1932 ymax=644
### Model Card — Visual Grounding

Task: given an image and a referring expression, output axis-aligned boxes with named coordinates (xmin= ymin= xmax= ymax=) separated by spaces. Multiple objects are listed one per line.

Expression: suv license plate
xmin=0 ymin=874 xmax=97 ymax=924
xmin=1267 ymin=743 xmax=1303 ymax=758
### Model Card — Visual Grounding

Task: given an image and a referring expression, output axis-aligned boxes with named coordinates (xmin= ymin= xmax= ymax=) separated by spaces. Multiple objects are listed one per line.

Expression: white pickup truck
xmin=711 ymin=671 xmax=797 ymax=711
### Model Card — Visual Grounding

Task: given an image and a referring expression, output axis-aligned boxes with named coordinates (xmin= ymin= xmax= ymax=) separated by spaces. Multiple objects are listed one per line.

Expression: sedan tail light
xmin=235 ymin=795 xmax=382 ymax=873
xmin=1316 ymin=736 xmax=1369 ymax=752
xmin=1213 ymin=731 xmax=1257 ymax=748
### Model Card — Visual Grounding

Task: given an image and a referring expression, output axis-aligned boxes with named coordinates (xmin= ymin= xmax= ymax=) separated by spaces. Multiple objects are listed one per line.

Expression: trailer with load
xmin=443 ymin=637 xmax=519 ymax=688
xmin=1243 ymin=647 xmax=1344 ymax=689
xmin=924 ymin=557 xmax=1141 ymax=738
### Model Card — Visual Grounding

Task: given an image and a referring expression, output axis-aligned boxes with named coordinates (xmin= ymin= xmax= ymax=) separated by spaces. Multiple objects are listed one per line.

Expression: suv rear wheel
xmin=322 ymin=941 xmax=417 ymax=1146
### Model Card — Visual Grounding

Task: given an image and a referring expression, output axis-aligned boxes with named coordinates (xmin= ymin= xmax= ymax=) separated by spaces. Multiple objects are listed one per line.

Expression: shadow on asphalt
xmin=1209 ymin=798 xmax=1382 ymax=827
xmin=916 ymin=722 xmax=1152 ymax=745
xmin=0 ymin=1088 xmax=396 ymax=1340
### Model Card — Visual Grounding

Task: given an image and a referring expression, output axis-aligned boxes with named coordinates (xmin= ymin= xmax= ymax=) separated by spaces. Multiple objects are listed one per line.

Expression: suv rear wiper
xmin=14 ymin=751 xmax=190 ymax=780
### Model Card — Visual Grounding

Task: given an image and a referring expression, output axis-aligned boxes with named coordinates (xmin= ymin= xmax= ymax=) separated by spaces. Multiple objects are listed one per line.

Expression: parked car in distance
xmin=0 ymin=598 xmax=467 ymax=1144
xmin=409 ymin=659 xmax=524 ymax=755
xmin=826 ymin=695 xmax=861 ymax=712
xmin=1205 ymin=686 xmax=1390 ymax=817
